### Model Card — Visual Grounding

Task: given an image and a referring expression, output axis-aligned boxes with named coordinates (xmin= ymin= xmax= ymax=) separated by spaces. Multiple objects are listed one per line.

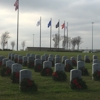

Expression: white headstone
xmin=54 ymin=63 xmax=65 ymax=72
xmin=62 ymin=56 xmax=67 ymax=63
xmin=93 ymin=55 xmax=98 ymax=60
xmin=11 ymin=54 xmax=15 ymax=60
xmin=93 ymin=59 xmax=99 ymax=64
xmin=65 ymin=59 xmax=72 ymax=66
xmin=77 ymin=61 xmax=85 ymax=69
xmin=22 ymin=56 xmax=27 ymax=63
xmin=6 ymin=60 xmax=15 ymax=68
xmin=30 ymin=54 xmax=35 ymax=58
xmin=12 ymin=63 xmax=22 ymax=73
xmin=19 ymin=69 xmax=32 ymax=83
xmin=92 ymin=63 xmax=100 ymax=74
xmin=92 ymin=63 xmax=100 ymax=80
xmin=55 ymin=57 xmax=61 ymax=63
xmin=77 ymin=55 xmax=82 ymax=61
xmin=2 ymin=58 xmax=9 ymax=66
xmin=43 ymin=61 xmax=52 ymax=68
xmin=41 ymin=55 xmax=46 ymax=61
xmin=34 ymin=59 xmax=42 ymax=66
xmin=27 ymin=57 xmax=35 ymax=63
xmin=26 ymin=53 xmax=30 ymax=57
xmin=70 ymin=69 xmax=82 ymax=81
xmin=35 ymin=54 xmax=40 ymax=59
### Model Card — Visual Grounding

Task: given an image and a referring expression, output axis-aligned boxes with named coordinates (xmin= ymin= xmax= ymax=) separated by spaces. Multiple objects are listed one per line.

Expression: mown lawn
xmin=0 ymin=51 xmax=100 ymax=100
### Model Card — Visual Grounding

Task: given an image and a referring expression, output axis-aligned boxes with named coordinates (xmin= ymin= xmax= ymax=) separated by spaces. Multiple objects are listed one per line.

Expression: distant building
xmin=25 ymin=47 xmax=65 ymax=51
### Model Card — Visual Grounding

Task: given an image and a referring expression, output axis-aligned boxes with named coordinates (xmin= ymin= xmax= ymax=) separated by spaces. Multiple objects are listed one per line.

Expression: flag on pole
xmin=61 ymin=23 xmax=65 ymax=29
xmin=36 ymin=20 xmax=41 ymax=26
xmin=48 ymin=20 xmax=51 ymax=28
xmin=55 ymin=22 xmax=59 ymax=28
xmin=14 ymin=0 xmax=19 ymax=11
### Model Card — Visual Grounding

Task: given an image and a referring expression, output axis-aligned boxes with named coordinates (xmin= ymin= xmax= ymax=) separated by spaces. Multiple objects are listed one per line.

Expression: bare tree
xmin=11 ymin=41 xmax=15 ymax=50
xmin=0 ymin=31 xmax=10 ymax=50
xmin=71 ymin=37 xmax=77 ymax=50
xmin=21 ymin=41 xmax=26 ymax=50
xmin=61 ymin=36 xmax=71 ymax=49
xmin=52 ymin=33 xmax=62 ymax=48
xmin=76 ymin=36 xmax=83 ymax=50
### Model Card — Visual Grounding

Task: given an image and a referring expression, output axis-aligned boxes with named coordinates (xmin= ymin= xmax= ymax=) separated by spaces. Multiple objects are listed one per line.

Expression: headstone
xmin=62 ymin=56 xmax=67 ymax=63
xmin=54 ymin=63 xmax=65 ymax=72
xmin=55 ymin=55 xmax=60 ymax=58
xmin=65 ymin=59 xmax=72 ymax=66
xmin=93 ymin=59 xmax=100 ymax=64
xmin=55 ymin=57 xmax=61 ymax=63
xmin=92 ymin=63 xmax=100 ymax=74
xmin=8 ymin=53 xmax=12 ymax=59
xmin=77 ymin=55 xmax=82 ymax=61
xmin=48 ymin=57 xmax=54 ymax=66
xmin=43 ymin=61 xmax=52 ymax=68
xmin=22 ymin=56 xmax=27 ymax=66
xmin=18 ymin=55 xmax=23 ymax=64
xmin=27 ymin=56 xmax=35 ymax=68
xmin=26 ymin=53 xmax=30 ymax=57
xmin=44 ymin=54 xmax=49 ymax=60
xmin=12 ymin=63 xmax=22 ymax=73
xmin=0 ymin=56 xmax=5 ymax=66
xmin=84 ymin=55 xmax=90 ymax=63
xmin=70 ymin=56 xmax=77 ymax=66
xmin=41 ymin=55 xmax=46 ymax=62
xmin=93 ymin=55 xmax=98 ymax=60
xmin=30 ymin=54 xmax=35 ymax=58
xmin=14 ymin=54 xmax=18 ymax=63
xmin=19 ymin=69 xmax=32 ymax=83
xmin=11 ymin=54 xmax=15 ymax=60
xmin=92 ymin=63 xmax=100 ymax=80
xmin=34 ymin=59 xmax=42 ymax=66
xmin=2 ymin=58 xmax=9 ymax=66
xmin=6 ymin=60 xmax=15 ymax=68
xmin=49 ymin=54 xmax=54 ymax=58
xmin=35 ymin=54 xmax=40 ymax=59
xmin=27 ymin=57 xmax=35 ymax=63
xmin=77 ymin=61 xmax=85 ymax=69
xmin=70 ymin=69 xmax=82 ymax=81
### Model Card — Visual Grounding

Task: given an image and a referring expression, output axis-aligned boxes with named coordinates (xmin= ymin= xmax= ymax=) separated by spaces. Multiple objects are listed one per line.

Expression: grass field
xmin=0 ymin=51 xmax=100 ymax=100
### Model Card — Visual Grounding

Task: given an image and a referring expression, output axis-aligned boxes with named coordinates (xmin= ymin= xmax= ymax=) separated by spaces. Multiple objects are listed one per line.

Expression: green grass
xmin=0 ymin=51 xmax=100 ymax=100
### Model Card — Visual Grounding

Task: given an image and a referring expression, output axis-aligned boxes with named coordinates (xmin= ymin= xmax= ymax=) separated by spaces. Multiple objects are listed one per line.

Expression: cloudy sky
xmin=0 ymin=0 xmax=100 ymax=50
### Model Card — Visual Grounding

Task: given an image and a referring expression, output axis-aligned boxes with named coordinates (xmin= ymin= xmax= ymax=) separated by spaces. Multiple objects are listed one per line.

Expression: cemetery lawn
xmin=0 ymin=51 xmax=100 ymax=100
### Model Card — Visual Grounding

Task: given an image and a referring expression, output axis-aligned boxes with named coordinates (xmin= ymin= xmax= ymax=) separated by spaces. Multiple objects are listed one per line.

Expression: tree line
xmin=0 ymin=32 xmax=26 ymax=50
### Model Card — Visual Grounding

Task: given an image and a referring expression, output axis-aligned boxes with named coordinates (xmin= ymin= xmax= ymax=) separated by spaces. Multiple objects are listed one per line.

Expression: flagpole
xmin=17 ymin=0 xmax=19 ymax=51
xmin=67 ymin=22 xmax=68 ymax=50
xmin=40 ymin=17 xmax=41 ymax=51
xmin=50 ymin=18 xmax=52 ymax=50
xmin=64 ymin=21 xmax=65 ymax=49
xmin=58 ymin=19 xmax=60 ymax=50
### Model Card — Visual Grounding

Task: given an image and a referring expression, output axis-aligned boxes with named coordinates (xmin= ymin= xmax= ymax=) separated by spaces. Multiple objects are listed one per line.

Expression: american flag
xmin=14 ymin=0 xmax=19 ymax=11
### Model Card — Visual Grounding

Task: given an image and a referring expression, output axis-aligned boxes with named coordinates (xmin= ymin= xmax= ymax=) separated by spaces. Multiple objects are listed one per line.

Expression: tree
xmin=76 ymin=36 xmax=83 ymax=50
xmin=11 ymin=41 xmax=15 ymax=50
xmin=71 ymin=37 xmax=77 ymax=50
xmin=21 ymin=41 xmax=26 ymax=50
xmin=52 ymin=33 xmax=62 ymax=48
xmin=0 ymin=31 xmax=10 ymax=50
xmin=61 ymin=36 xmax=71 ymax=49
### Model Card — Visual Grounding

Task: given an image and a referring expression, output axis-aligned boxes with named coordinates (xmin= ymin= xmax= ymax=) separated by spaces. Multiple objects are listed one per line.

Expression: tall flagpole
xmin=17 ymin=0 xmax=19 ymax=51
xmin=40 ymin=17 xmax=41 ymax=51
xmin=50 ymin=18 xmax=52 ymax=50
xmin=67 ymin=22 xmax=68 ymax=50
xmin=64 ymin=21 xmax=65 ymax=49
xmin=58 ymin=19 xmax=60 ymax=50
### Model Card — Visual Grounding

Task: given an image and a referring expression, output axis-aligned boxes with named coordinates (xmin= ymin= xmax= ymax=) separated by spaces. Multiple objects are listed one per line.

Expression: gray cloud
xmin=0 ymin=0 xmax=100 ymax=50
